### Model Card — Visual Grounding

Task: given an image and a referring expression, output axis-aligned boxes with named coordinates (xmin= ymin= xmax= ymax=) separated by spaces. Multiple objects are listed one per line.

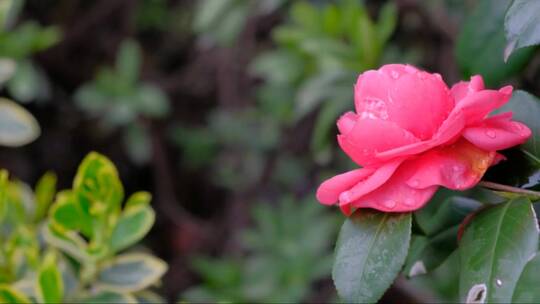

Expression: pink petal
xmin=450 ymin=75 xmax=485 ymax=102
xmin=405 ymin=139 xmax=496 ymax=190
xmin=354 ymin=66 xmax=453 ymax=140
xmin=375 ymin=109 xmax=465 ymax=160
xmin=338 ymin=118 xmax=419 ymax=166
xmin=455 ymin=86 xmax=513 ymax=125
xmin=343 ymin=161 xmax=438 ymax=213
xmin=316 ymin=168 xmax=375 ymax=205
xmin=337 ymin=112 xmax=358 ymax=134
xmin=338 ymin=158 xmax=405 ymax=205
xmin=462 ymin=112 xmax=531 ymax=151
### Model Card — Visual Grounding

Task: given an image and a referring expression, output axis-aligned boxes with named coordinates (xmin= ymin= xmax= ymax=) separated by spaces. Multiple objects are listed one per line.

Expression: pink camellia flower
xmin=316 ymin=64 xmax=531 ymax=215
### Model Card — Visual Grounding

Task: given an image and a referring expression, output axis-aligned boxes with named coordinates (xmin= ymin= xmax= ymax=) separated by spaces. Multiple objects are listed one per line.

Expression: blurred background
xmin=1 ymin=0 xmax=539 ymax=302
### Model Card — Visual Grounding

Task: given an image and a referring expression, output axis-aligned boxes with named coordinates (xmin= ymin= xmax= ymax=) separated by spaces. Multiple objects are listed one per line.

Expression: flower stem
xmin=478 ymin=181 xmax=540 ymax=198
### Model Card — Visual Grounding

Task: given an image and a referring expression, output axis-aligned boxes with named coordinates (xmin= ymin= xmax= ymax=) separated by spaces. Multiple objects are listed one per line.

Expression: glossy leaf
xmin=110 ymin=192 xmax=155 ymax=252
xmin=458 ymin=197 xmax=538 ymax=303
xmin=0 ymin=98 xmax=40 ymax=147
xmin=497 ymin=90 xmax=540 ymax=164
xmin=332 ymin=210 xmax=411 ymax=303
xmin=456 ymin=0 xmax=534 ymax=86
xmin=504 ymin=0 xmax=540 ymax=59
xmin=96 ymin=253 xmax=167 ymax=292
xmin=414 ymin=189 xmax=482 ymax=236
xmin=404 ymin=226 xmax=459 ymax=276
xmin=512 ymin=253 xmax=540 ymax=302
xmin=37 ymin=251 xmax=64 ymax=303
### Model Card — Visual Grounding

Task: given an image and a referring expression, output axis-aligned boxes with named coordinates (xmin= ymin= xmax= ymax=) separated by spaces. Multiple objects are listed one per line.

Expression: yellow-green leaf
xmin=0 ymin=285 xmax=30 ymax=304
xmin=34 ymin=171 xmax=56 ymax=222
xmin=36 ymin=251 xmax=63 ymax=303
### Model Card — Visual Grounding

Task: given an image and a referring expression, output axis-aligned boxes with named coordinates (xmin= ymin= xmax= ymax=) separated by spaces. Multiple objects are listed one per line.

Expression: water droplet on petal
xmin=339 ymin=192 xmax=352 ymax=204
xmin=409 ymin=179 xmax=420 ymax=187
xmin=496 ymin=279 xmax=502 ymax=287
xmin=452 ymin=165 xmax=463 ymax=173
xmin=513 ymin=122 xmax=523 ymax=130
xmin=359 ymin=97 xmax=389 ymax=120
xmin=485 ymin=130 xmax=496 ymax=139
xmin=391 ymin=71 xmax=399 ymax=79
xmin=384 ymin=200 xmax=397 ymax=209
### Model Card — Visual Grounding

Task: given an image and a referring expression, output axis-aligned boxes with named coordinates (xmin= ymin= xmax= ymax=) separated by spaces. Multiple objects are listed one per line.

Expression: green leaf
xmin=496 ymin=90 xmax=540 ymax=164
xmin=332 ymin=210 xmax=412 ymax=303
xmin=0 ymin=98 xmax=40 ymax=147
xmin=34 ymin=171 xmax=56 ymax=222
xmin=134 ymin=84 xmax=169 ymax=118
xmin=96 ymin=253 xmax=167 ymax=292
xmin=6 ymin=60 xmax=47 ymax=103
xmin=404 ymin=226 xmax=459 ymax=276
xmin=414 ymin=190 xmax=482 ymax=236
xmin=456 ymin=0 xmax=534 ymax=86
xmin=295 ymin=70 xmax=354 ymax=121
xmin=116 ymin=39 xmax=141 ymax=85
xmin=110 ymin=192 xmax=155 ymax=253
xmin=36 ymin=251 xmax=64 ymax=303
xmin=250 ymin=50 xmax=305 ymax=85
xmin=0 ymin=285 xmax=30 ymax=303
xmin=73 ymin=152 xmax=124 ymax=215
xmin=123 ymin=123 xmax=152 ymax=165
xmin=0 ymin=169 xmax=8 ymax=221
xmin=504 ymin=0 xmax=540 ymax=60
xmin=458 ymin=197 xmax=538 ymax=303
xmin=79 ymin=290 xmax=136 ymax=303
xmin=49 ymin=190 xmax=92 ymax=236
xmin=512 ymin=253 xmax=540 ymax=302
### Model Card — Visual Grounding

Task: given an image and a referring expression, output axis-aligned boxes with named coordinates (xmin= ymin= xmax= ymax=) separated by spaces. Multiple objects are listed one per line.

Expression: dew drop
xmin=485 ymin=130 xmax=496 ymax=139
xmin=452 ymin=165 xmax=463 ymax=173
xmin=496 ymin=279 xmax=502 ymax=287
xmin=409 ymin=179 xmax=420 ymax=187
xmin=339 ymin=192 xmax=352 ymax=204
xmin=391 ymin=71 xmax=399 ymax=79
xmin=404 ymin=198 xmax=415 ymax=206
xmin=384 ymin=199 xmax=397 ymax=209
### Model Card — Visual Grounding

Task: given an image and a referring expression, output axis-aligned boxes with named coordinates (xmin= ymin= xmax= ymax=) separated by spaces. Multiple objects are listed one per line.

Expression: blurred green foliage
xmin=193 ymin=0 xmax=288 ymax=47
xmin=0 ymin=153 xmax=167 ymax=303
xmin=0 ymin=0 xmax=60 ymax=103
xmin=251 ymin=0 xmax=397 ymax=159
xmin=182 ymin=197 xmax=339 ymax=303
xmin=75 ymin=40 xmax=170 ymax=164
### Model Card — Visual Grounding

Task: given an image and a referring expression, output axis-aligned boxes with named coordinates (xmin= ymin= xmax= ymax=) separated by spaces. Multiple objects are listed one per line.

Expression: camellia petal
xmin=337 ymin=118 xmax=418 ymax=166
xmin=343 ymin=161 xmax=438 ymax=213
xmin=354 ymin=64 xmax=453 ymax=140
xmin=462 ymin=112 xmax=531 ymax=151
xmin=338 ymin=158 xmax=405 ymax=205
xmin=450 ymin=75 xmax=485 ymax=102
xmin=316 ymin=168 xmax=375 ymax=205
xmin=405 ymin=139 xmax=496 ymax=190
xmin=455 ymin=86 xmax=513 ymax=125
